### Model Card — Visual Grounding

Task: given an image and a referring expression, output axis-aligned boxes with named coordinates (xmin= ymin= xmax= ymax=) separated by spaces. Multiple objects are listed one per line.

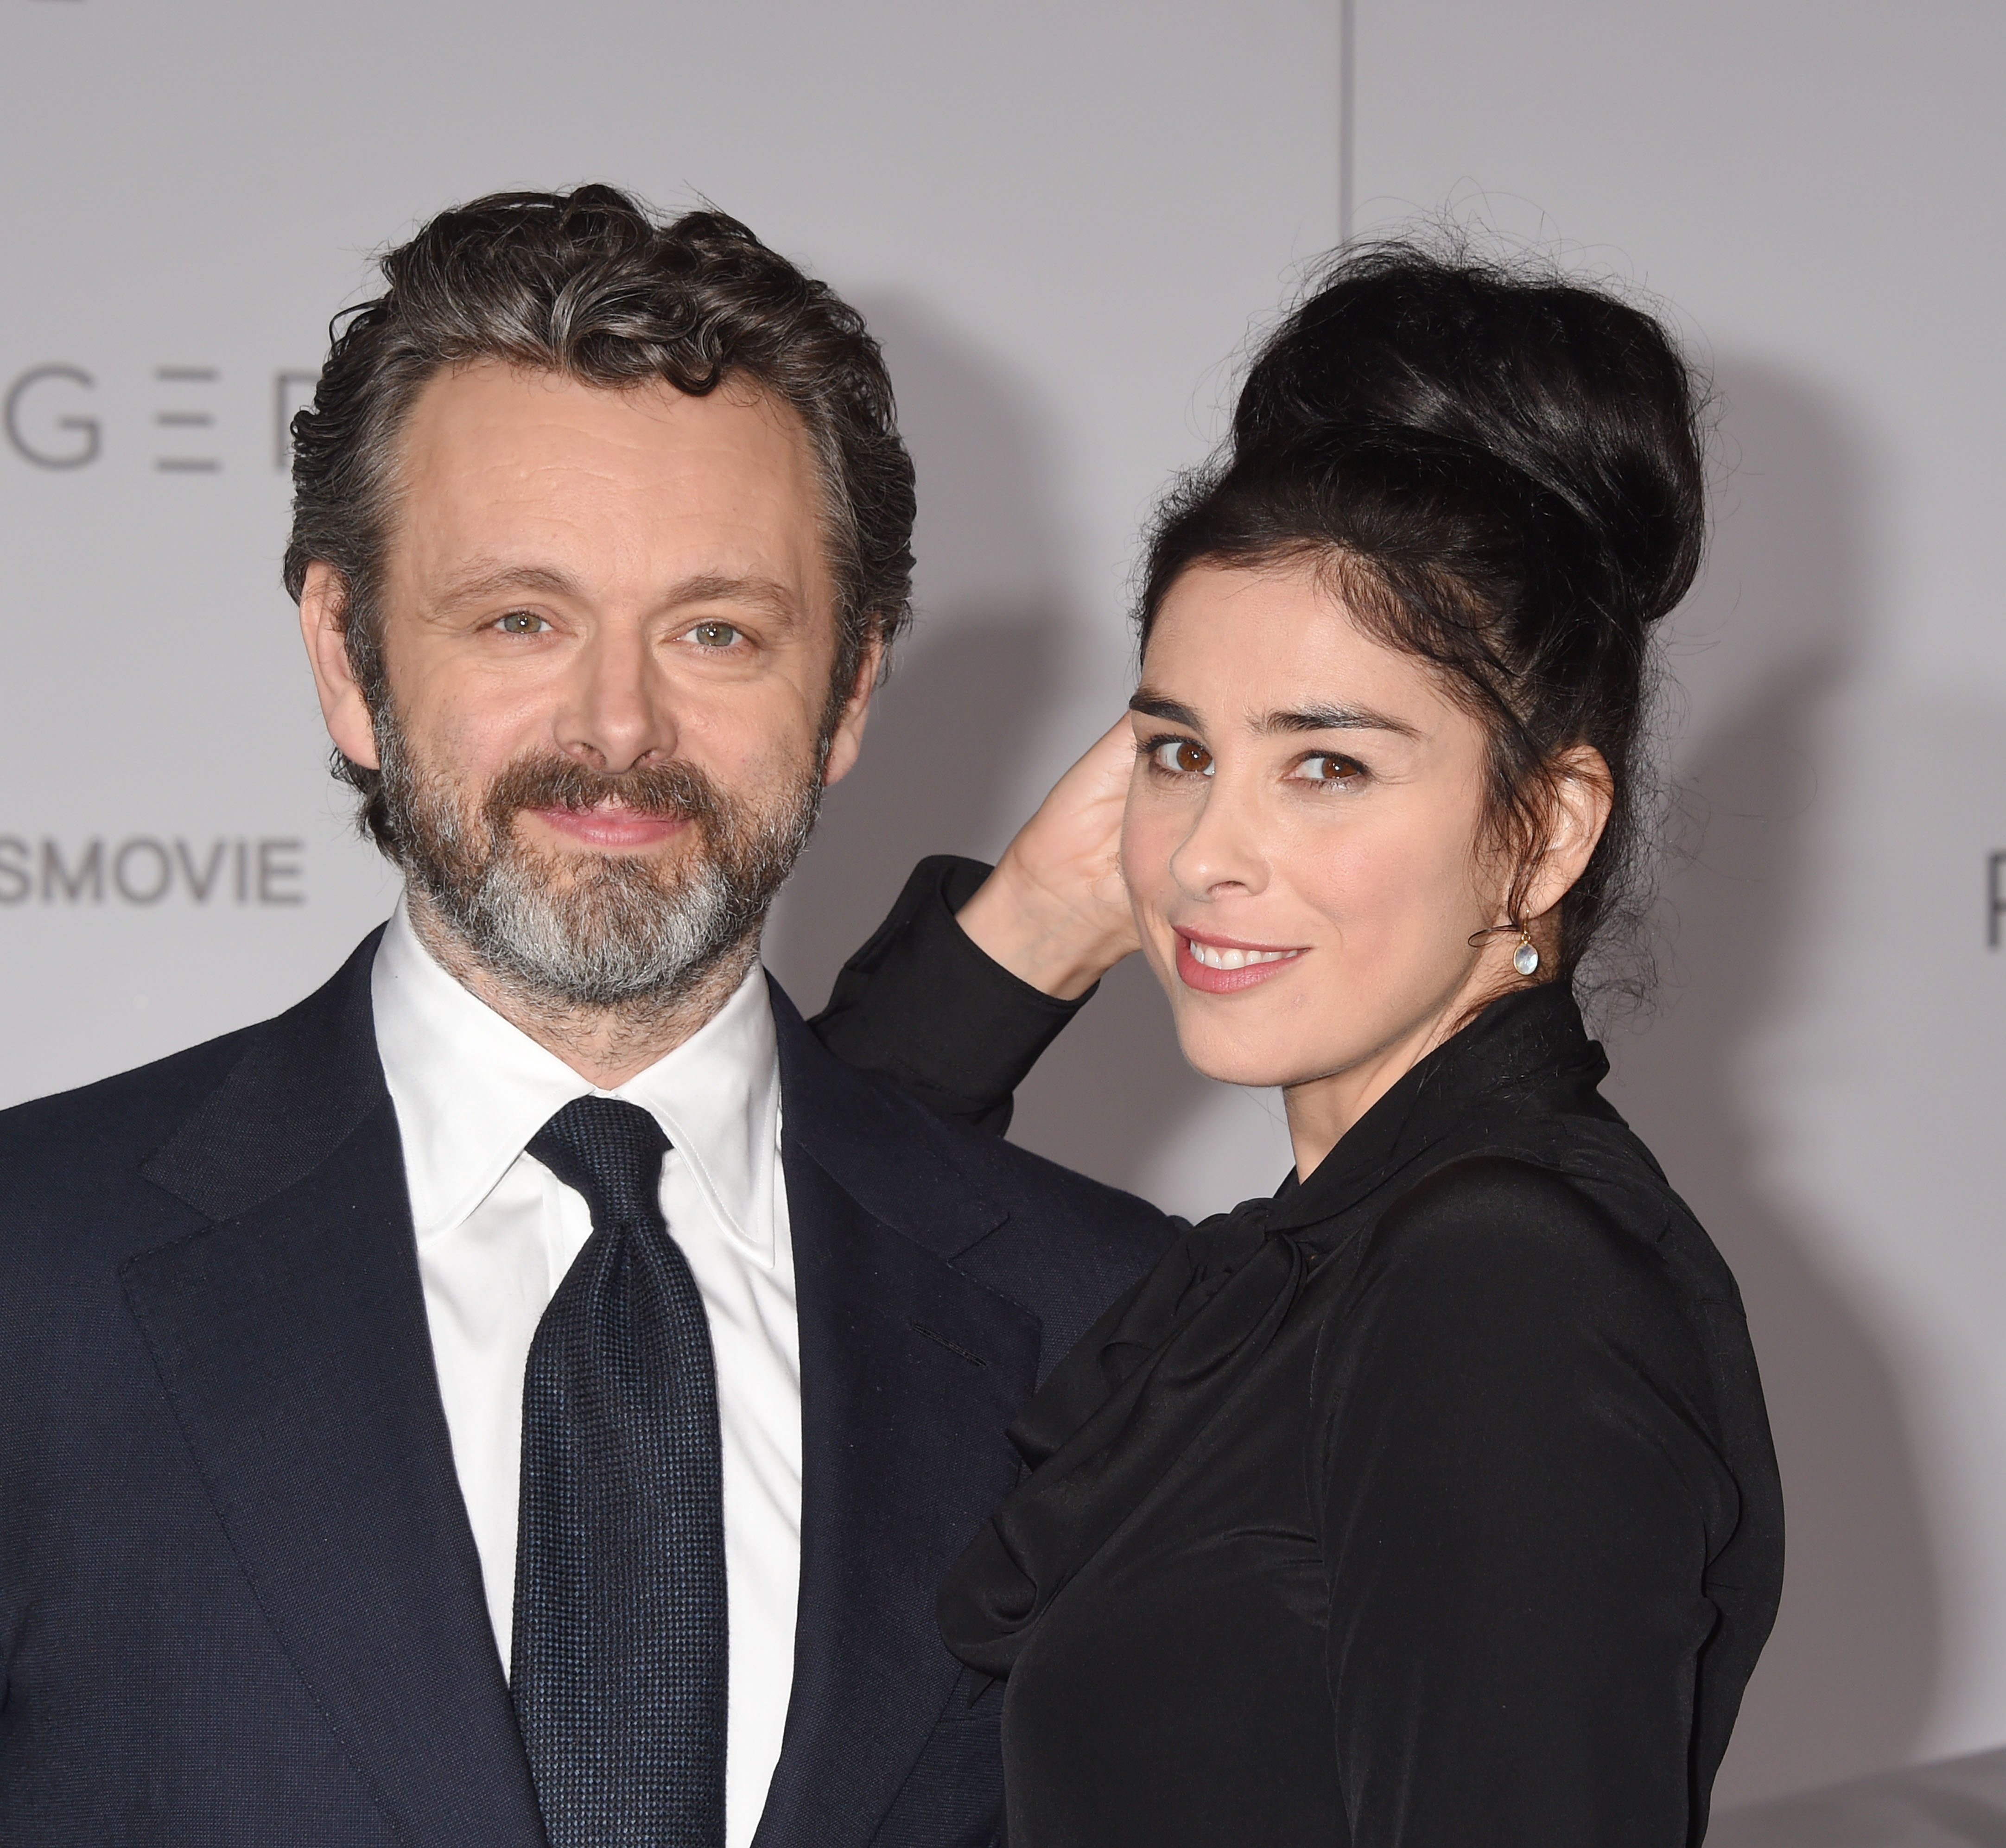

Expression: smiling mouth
xmin=1185 ymin=941 xmax=1299 ymax=971
xmin=1174 ymin=932 xmax=1306 ymax=993
xmin=527 ymin=802 xmax=691 ymax=851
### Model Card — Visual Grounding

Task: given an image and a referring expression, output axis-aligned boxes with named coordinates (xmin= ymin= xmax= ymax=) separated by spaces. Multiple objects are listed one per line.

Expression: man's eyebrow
xmin=1128 ymin=689 xmax=1203 ymax=728
xmin=434 ymin=562 xmax=583 ymax=608
xmin=1259 ymin=702 xmax=1421 ymax=740
xmin=431 ymin=563 xmax=804 ymax=621
xmin=662 ymin=572 xmax=804 ymax=621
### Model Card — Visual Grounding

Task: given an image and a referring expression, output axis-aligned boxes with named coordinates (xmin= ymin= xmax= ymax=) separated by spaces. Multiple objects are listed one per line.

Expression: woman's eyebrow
xmin=1128 ymin=689 xmax=1202 ymax=727
xmin=1129 ymin=689 xmax=1422 ymax=739
xmin=1261 ymin=702 xmax=1421 ymax=739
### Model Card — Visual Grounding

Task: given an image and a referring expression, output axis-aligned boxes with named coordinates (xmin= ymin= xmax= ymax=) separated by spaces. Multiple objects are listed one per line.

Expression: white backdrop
xmin=4 ymin=0 xmax=2001 ymax=1821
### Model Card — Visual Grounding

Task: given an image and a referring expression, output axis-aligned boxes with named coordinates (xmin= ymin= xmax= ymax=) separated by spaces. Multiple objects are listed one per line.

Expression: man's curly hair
xmin=282 ymin=184 xmax=915 ymax=852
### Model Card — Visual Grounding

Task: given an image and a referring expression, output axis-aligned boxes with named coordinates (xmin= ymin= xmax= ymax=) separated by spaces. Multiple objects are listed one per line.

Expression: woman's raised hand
xmin=955 ymin=718 xmax=1142 ymax=999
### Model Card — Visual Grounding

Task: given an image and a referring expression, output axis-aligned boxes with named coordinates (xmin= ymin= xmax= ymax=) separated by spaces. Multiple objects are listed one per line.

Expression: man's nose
xmin=556 ymin=622 xmax=675 ymax=775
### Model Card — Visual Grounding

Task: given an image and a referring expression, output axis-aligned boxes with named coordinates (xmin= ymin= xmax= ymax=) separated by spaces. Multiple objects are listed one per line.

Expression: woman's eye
xmin=496 ymin=610 xmax=547 ymax=635
xmin=689 ymin=621 xmax=743 ymax=649
xmin=1149 ymin=737 xmax=1214 ymax=777
xmin=1292 ymin=752 xmax=1365 ymax=787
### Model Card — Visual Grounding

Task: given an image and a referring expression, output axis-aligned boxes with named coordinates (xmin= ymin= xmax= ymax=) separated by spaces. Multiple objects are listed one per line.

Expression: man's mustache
xmin=481 ymin=755 xmax=728 ymax=832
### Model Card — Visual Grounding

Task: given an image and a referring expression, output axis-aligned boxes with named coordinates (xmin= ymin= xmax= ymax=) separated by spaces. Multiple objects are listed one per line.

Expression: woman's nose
xmin=1167 ymin=779 xmax=1269 ymax=900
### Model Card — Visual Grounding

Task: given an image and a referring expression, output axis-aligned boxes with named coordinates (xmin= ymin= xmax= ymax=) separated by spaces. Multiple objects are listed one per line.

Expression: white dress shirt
xmin=371 ymin=898 xmax=800 ymax=1848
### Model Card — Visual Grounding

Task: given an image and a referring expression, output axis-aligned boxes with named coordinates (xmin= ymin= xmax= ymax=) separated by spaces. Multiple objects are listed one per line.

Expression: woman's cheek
xmin=1282 ymin=825 xmax=1371 ymax=937
xmin=1118 ymin=803 xmax=1180 ymax=915
xmin=1322 ymin=834 xmax=1479 ymax=996
xmin=1118 ymin=805 xmax=1192 ymax=998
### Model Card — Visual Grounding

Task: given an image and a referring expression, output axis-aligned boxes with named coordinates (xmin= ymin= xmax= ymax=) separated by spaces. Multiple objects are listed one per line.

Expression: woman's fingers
xmin=1036 ymin=717 xmax=1134 ymax=881
xmin=954 ymin=714 xmax=1141 ymax=999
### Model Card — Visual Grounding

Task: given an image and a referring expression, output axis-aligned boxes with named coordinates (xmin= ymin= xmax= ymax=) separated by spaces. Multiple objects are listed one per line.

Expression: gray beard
xmin=375 ymin=711 xmax=822 ymax=1011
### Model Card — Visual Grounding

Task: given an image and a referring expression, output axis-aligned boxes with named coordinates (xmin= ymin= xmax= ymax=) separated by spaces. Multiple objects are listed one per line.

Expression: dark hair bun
xmin=1232 ymin=244 xmax=1705 ymax=637
xmin=1141 ymin=239 xmax=1710 ymax=988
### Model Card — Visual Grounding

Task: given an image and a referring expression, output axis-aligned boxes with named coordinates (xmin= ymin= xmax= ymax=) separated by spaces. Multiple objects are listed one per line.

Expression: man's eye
xmin=1149 ymin=737 xmax=1213 ymax=777
xmin=496 ymin=610 xmax=547 ymax=635
xmin=1292 ymin=753 xmax=1366 ymax=787
xmin=689 ymin=621 xmax=743 ymax=649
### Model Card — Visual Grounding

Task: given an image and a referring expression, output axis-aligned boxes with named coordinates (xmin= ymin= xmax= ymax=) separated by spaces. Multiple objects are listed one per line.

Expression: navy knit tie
xmin=511 ymin=1096 xmax=727 ymax=1848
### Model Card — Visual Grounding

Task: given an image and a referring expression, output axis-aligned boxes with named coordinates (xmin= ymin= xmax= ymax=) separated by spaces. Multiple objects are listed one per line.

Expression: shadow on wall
xmin=1710 ymin=1744 xmax=2006 ymax=1848
xmin=1604 ymin=364 xmax=1940 ymax=1806
xmin=764 ymin=299 xmax=1212 ymax=1197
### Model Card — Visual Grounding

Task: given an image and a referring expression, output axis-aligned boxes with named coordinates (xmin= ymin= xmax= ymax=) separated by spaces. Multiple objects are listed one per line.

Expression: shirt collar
xmin=370 ymin=894 xmax=782 ymax=1262
xmin=1264 ymin=982 xmax=1613 ymax=1238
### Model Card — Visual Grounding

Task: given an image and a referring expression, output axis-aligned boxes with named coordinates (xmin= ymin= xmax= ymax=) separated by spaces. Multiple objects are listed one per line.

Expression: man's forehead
xmin=386 ymin=362 xmax=833 ymax=600
xmin=400 ymin=359 xmax=810 ymax=469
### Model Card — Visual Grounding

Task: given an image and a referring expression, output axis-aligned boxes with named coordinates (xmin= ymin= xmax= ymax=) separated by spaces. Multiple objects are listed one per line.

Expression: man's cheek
xmin=693 ymin=739 xmax=794 ymax=807
xmin=426 ymin=716 xmax=521 ymax=800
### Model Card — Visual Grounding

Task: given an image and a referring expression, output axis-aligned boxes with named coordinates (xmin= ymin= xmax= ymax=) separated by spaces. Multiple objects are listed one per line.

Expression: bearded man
xmin=0 ymin=187 xmax=1171 ymax=1848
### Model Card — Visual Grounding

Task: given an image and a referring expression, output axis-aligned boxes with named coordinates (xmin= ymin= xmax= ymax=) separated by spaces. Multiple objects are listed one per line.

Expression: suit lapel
xmin=754 ymin=987 xmax=1041 ymax=1848
xmin=125 ymin=934 xmax=547 ymax=1848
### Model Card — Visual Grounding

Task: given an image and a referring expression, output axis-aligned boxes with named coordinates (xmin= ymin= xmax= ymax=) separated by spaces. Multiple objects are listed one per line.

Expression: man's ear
xmin=1521 ymin=744 xmax=1614 ymax=922
xmin=820 ymin=633 xmax=884 ymax=787
xmin=298 ymin=561 xmax=380 ymax=771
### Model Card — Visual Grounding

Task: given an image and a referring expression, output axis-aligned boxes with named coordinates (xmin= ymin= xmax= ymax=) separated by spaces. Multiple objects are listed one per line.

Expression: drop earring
xmin=1512 ymin=925 xmax=1541 ymax=978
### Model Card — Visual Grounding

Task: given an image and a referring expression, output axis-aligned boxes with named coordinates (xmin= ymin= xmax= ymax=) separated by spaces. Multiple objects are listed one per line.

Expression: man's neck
xmin=406 ymin=895 xmax=761 ymax=1090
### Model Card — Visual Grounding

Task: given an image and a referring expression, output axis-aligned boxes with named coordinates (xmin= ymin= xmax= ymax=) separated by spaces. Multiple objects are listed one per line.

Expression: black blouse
xmin=814 ymin=859 xmax=1784 ymax=1848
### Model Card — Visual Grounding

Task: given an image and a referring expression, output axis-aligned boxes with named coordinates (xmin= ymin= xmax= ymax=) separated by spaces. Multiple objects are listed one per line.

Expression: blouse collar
xmin=1264 ymin=982 xmax=1613 ymax=1238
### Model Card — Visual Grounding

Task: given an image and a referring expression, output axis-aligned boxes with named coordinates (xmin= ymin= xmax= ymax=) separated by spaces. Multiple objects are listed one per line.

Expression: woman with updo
xmin=818 ymin=242 xmax=1783 ymax=1846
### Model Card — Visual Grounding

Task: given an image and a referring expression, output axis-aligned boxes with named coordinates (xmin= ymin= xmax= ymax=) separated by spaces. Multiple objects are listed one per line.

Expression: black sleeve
xmin=808 ymin=855 xmax=1094 ymax=1136
xmin=1316 ymin=1157 xmax=1732 ymax=1848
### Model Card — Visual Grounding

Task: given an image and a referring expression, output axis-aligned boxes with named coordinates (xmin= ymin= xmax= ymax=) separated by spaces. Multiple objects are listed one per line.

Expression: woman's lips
xmin=1174 ymin=930 xmax=1307 ymax=994
xmin=527 ymin=803 xmax=688 ymax=850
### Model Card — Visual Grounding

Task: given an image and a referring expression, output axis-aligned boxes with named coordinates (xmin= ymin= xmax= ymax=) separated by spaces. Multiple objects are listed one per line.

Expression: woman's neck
xmin=1282 ymin=964 xmax=1533 ymax=1179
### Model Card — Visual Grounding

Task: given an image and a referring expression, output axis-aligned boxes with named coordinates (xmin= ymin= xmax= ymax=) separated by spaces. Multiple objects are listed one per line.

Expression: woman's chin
xmin=1168 ymin=1016 xmax=1316 ymax=1092
xmin=1149 ymin=949 xmax=1346 ymax=1091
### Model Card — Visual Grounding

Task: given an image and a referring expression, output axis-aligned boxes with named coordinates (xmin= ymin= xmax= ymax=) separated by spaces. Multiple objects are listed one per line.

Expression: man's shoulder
xmin=777 ymin=980 xmax=1167 ymax=1233
xmin=0 ymin=1024 xmax=258 ymax=1190
xmin=0 ymin=932 xmax=386 ymax=1267
xmin=0 ymin=1020 xmax=262 ymax=1301
xmin=771 ymin=980 xmax=1177 ymax=1353
xmin=919 ymin=1105 xmax=1178 ymax=1378
xmin=922 ymin=1095 xmax=1168 ymax=1244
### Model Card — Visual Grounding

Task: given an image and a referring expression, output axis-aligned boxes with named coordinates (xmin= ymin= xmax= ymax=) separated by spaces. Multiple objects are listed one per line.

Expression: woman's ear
xmin=1523 ymin=745 xmax=1614 ymax=921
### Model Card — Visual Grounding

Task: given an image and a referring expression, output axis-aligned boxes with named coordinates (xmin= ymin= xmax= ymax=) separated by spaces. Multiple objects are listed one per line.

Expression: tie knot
xmin=527 ymin=1096 xmax=671 ymax=1232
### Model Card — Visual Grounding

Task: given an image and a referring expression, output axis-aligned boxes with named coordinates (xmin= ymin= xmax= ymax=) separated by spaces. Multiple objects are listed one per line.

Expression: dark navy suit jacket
xmin=0 ymin=930 xmax=1173 ymax=1847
